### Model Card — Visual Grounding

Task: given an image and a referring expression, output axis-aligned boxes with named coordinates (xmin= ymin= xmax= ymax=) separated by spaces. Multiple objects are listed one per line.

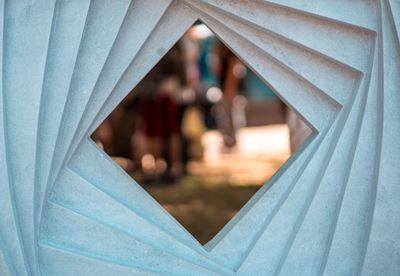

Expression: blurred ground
xmin=144 ymin=124 xmax=290 ymax=244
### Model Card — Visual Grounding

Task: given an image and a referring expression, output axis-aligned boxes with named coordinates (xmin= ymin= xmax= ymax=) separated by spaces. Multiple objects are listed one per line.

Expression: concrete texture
xmin=0 ymin=0 xmax=398 ymax=275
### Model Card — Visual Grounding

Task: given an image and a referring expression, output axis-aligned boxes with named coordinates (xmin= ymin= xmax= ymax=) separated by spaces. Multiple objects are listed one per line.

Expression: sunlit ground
xmin=144 ymin=124 xmax=291 ymax=244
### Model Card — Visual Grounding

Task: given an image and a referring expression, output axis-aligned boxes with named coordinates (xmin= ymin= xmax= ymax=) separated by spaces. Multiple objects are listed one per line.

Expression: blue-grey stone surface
xmin=0 ymin=0 xmax=398 ymax=275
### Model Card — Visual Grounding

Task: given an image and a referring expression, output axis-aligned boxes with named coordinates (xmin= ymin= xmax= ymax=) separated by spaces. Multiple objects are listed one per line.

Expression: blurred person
xmin=286 ymin=108 xmax=312 ymax=153
xmin=132 ymin=43 xmax=186 ymax=182
xmin=212 ymin=42 xmax=245 ymax=149
xmin=182 ymin=102 xmax=206 ymax=160
xmin=91 ymin=102 xmax=136 ymax=173
xmin=91 ymin=117 xmax=114 ymax=154
xmin=179 ymin=24 xmax=210 ymax=162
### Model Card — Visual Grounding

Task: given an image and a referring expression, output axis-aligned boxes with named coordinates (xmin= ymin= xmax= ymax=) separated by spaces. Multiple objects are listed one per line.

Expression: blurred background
xmin=91 ymin=22 xmax=312 ymax=244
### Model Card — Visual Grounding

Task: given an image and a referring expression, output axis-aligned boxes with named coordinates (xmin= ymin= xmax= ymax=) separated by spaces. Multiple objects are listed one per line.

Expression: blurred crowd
xmin=92 ymin=22 xmax=311 ymax=183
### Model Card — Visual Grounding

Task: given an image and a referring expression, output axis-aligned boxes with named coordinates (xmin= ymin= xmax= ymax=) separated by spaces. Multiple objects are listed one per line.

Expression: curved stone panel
xmin=0 ymin=0 xmax=398 ymax=275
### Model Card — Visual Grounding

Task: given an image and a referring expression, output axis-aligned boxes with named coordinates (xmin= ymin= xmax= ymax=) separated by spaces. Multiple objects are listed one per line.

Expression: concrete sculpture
xmin=0 ymin=0 xmax=399 ymax=275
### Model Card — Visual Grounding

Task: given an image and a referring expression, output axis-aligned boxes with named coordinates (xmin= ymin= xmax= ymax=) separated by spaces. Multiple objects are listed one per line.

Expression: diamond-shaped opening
xmin=91 ymin=22 xmax=312 ymax=244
